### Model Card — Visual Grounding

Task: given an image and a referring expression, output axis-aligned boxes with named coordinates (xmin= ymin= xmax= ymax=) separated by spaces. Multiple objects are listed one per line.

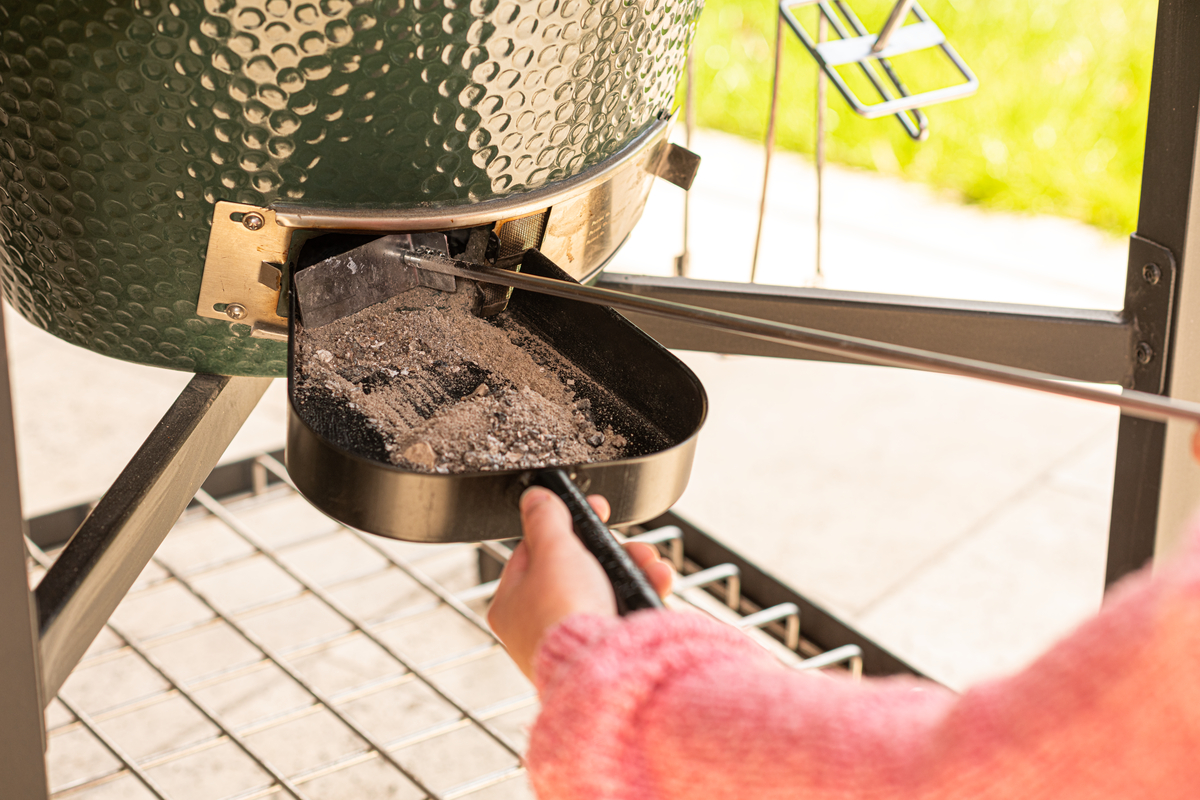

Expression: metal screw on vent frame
xmin=225 ymin=303 xmax=248 ymax=321
xmin=1143 ymin=263 xmax=1162 ymax=285
xmin=242 ymin=213 xmax=265 ymax=231
xmin=1137 ymin=342 xmax=1155 ymax=365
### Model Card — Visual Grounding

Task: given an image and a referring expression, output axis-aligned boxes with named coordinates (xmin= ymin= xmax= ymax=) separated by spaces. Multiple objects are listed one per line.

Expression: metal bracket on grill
xmin=651 ymin=142 xmax=701 ymax=191
xmin=1125 ymin=234 xmax=1177 ymax=394
xmin=197 ymin=117 xmax=701 ymax=334
xmin=197 ymin=202 xmax=293 ymax=341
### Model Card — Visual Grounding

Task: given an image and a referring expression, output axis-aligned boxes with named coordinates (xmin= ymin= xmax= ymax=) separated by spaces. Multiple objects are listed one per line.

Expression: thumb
xmin=519 ymin=486 xmax=575 ymax=557
xmin=519 ymin=487 xmax=608 ymax=584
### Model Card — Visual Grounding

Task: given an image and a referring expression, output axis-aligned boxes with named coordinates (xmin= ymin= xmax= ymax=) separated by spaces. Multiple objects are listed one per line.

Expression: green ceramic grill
xmin=0 ymin=0 xmax=702 ymax=376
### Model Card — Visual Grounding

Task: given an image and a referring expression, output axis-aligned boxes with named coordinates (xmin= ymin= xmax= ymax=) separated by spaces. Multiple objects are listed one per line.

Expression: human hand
xmin=487 ymin=486 xmax=673 ymax=680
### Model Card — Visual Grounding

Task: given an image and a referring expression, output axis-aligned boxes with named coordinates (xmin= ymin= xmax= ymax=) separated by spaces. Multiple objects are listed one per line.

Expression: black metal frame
xmin=1105 ymin=2 xmax=1200 ymax=582
xmin=2 ymin=0 xmax=1197 ymax=790
xmin=595 ymin=275 xmax=1137 ymax=382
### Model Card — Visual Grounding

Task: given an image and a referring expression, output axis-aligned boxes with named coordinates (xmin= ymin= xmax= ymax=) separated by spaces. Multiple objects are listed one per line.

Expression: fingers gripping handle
xmin=532 ymin=469 xmax=665 ymax=615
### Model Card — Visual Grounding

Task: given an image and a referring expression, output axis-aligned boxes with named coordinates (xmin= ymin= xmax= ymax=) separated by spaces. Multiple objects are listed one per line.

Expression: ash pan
xmin=285 ymin=238 xmax=708 ymax=543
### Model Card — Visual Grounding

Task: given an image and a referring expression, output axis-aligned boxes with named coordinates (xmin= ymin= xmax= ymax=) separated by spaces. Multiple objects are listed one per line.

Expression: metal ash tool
xmin=391 ymin=248 xmax=1200 ymax=428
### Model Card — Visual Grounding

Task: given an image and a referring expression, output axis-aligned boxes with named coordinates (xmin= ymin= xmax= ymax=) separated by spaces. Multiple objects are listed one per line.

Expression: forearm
xmin=527 ymin=543 xmax=1200 ymax=800
xmin=528 ymin=610 xmax=956 ymax=799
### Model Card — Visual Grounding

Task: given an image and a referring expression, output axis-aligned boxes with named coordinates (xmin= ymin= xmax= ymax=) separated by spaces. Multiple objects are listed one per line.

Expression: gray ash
xmin=292 ymin=282 xmax=633 ymax=474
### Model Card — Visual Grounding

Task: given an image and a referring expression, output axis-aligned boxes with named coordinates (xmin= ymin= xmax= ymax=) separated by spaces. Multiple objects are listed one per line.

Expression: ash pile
xmin=292 ymin=281 xmax=630 ymax=474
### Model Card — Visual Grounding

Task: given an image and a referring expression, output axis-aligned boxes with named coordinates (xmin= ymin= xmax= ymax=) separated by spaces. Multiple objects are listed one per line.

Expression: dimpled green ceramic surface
xmin=0 ymin=0 xmax=701 ymax=376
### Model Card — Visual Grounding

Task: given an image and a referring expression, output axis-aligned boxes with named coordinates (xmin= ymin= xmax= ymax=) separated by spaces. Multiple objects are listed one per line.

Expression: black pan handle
xmin=531 ymin=469 xmax=665 ymax=615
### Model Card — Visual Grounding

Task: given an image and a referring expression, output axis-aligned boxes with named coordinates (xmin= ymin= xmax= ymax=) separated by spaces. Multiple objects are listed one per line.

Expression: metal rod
xmin=816 ymin=8 xmax=827 ymax=284
xmin=596 ymin=273 xmax=1133 ymax=383
xmin=443 ymin=766 xmax=527 ymax=800
xmin=404 ymin=251 xmax=1200 ymax=425
xmin=626 ymin=525 xmax=685 ymax=571
xmin=796 ymin=643 xmax=863 ymax=673
xmin=455 ymin=580 xmax=501 ymax=604
xmin=54 ymin=692 xmax=173 ymax=799
xmin=752 ymin=11 xmax=787 ymax=283
xmin=676 ymin=51 xmax=696 ymax=278
xmin=674 ymin=563 xmax=742 ymax=609
xmin=872 ymin=0 xmax=916 ymax=53
xmin=737 ymin=602 xmax=801 ymax=651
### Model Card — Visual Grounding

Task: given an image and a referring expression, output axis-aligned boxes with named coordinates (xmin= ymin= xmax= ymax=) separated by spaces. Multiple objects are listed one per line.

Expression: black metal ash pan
xmin=285 ymin=244 xmax=708 ymax=550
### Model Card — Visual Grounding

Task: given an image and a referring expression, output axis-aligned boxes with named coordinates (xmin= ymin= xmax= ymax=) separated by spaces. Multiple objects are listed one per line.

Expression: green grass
xmin=686 ymin=0 xmax=1157 ymax=234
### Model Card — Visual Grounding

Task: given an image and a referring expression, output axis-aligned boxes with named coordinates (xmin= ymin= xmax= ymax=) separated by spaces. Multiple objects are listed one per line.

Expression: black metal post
xmin=1106 ymin=0 xmax=1200 ymax=585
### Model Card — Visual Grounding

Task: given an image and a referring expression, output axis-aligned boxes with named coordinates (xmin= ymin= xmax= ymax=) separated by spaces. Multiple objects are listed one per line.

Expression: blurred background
xmin=690 ymin=0 xmax=1154 ymax=235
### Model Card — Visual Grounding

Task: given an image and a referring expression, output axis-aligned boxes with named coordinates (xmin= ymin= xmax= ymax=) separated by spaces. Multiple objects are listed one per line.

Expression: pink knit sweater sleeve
xmin=527 ymin=530 xmax=1200 ymax=799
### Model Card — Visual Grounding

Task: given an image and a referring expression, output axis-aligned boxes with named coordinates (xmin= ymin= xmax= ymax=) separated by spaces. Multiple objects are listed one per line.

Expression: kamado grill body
xmin=0 ymin=0 xmax=702 ymax=376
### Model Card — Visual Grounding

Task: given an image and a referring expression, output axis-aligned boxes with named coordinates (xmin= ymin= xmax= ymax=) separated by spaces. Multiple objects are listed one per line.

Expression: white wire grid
xmin=27 ymin=453 xmax=861 ymax=800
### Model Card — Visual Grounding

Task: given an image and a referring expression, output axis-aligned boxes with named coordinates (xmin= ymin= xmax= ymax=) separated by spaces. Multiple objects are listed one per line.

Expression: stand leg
xmin=1107 ymin=0 xmax=1200 ymax=583
xmin=35 ymin=373 xmax=271 ymax=704
xmin=0 ymin=301 xmax=50 ymax=799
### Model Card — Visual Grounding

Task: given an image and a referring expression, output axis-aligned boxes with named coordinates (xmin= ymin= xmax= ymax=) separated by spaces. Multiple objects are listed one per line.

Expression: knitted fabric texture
xmin=527 ymin=528 xmax=1200 ymax=799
